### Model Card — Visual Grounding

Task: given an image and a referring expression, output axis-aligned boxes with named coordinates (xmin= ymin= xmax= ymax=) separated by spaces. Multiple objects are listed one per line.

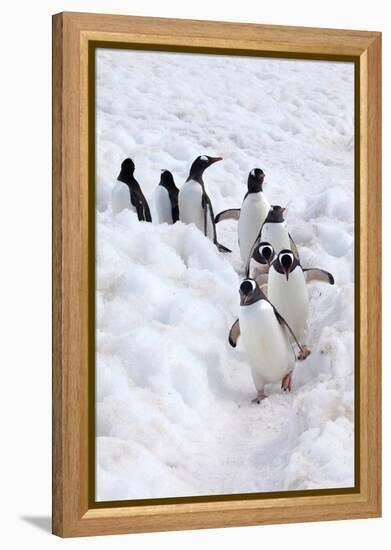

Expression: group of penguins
xmin=112 ymin=155 xmax=335 ymax=403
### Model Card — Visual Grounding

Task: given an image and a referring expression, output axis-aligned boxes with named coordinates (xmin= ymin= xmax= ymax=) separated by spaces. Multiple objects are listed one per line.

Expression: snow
xmin=95 ymin=48 xmax=355 ymax=501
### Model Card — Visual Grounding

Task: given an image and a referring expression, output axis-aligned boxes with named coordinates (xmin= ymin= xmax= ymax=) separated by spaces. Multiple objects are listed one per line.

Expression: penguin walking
xmin=215 ymin=169 xmax=271 ymax=264
xmin=111 ymin=158 xmax=152 ymax=222
xmin=229 ymin=278 xmax=306 ymax=402
xmin=267 ymin=248 xmax=335 ymax=360
xmin=151 ymin=169 xmax=179 ymax=224
xmin=245 ymin=205 xmax=297 ymax=277
xmin=178 ymin=155 xmax=231 ymax=253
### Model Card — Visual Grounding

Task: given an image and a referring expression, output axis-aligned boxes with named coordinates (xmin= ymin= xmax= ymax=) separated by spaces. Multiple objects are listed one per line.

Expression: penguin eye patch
xmin=200 ymin=155 xmax=208 ymax=162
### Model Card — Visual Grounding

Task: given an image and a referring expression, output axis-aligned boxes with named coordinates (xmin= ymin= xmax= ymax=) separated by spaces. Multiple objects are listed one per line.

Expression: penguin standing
xmin=245 ymin=205 xmax=297 ymax=277
xmin=151 ymin=169 xmax=179 ymax=224
xmin=229 ymin=278 xmax=306 ymax=402
xmin=267 ymin=248 xmax=335 ymax=359
xmin=178 ymin=155 xmax=231 ymax=252
xmin=111 ymin=158 xmax=152 ymax=222
xmin=215 ymin=169 xmax=271 ymax=264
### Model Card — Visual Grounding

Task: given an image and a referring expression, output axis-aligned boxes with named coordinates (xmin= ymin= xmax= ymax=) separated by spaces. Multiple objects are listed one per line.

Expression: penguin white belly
xmin=152 ymin=186 xmax=172 ymax=224
xmin=261 ymin=222 xmax=291 ymax=255
xmin=238 ymin=193 xmax=271 ymax=264
xmin=178 ymin=180 xmax=214 ymax=239
xmin=239 ymin=300 xmax=293 ymax=389
xmin=268 ymin=268 xmax=309 ymax=340
xmin=112 ymin=181 xmax=135 ymax=214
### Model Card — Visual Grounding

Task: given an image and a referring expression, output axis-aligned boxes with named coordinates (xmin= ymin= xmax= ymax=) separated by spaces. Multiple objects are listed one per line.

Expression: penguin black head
xmin=252 ymin=241 xmax=275 ymax=265
xmin=265 ymin=205 xmax=286 ymax=223
xmin=247 ymin=168 xmax=265 ymax=193
xmin=239 ymin=278 xmax=265 ymax=306
xmin=187 ymin=155 xmax=223 ymax=181
xmin=159 ymin=169 xmax=176 ymax=189
xmin=276 ymin=249 xmax=296 ymax=280
xmin=118 ymin=158 xmax=135 ymax=184
xmin=259 ymin=242 xmax=275 ymax=265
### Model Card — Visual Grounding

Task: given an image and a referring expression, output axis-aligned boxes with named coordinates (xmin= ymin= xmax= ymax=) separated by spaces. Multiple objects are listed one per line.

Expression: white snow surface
xmin=95 ymin=49 xmax=355 ymax=501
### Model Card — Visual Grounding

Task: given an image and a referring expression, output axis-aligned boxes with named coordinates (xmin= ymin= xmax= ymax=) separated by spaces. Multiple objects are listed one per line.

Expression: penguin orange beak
xmin=240 ymin=291 xmax=252 ymax=306
xmin=281 ymin=262 xmax=290 ymax=280
xmin=264 ymin=253 xmax=272 ymax=267
xmin=209 ymin=156 xmax=223 ymax=164
xmin=282 ymin=264 xmax=290 ymax=280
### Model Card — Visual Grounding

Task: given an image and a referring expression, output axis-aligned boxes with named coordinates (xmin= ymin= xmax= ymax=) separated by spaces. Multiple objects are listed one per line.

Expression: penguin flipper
xmin=289 ymin=233 xmax=300 ymax=260
xmin=245 ymin=214 xmax=271 ymax=276
xmin=172 ymin=204 xmax=179 ymax=223
xmin=142 ymin=196 xmax=152 ymax=222
xmin=303 ymin=268 xmax=335 ymax=285
xmin=131 ymin=185 xmax=152 ymax=222
xmin=215 ymin=209 xmax=241 ymax=224
xmin=202 ymin=191 xmax=231 ymax=252
xmin=246 ymin=231 xmax=262 ymax=277
xmin=170 ymin=188 xmax=180 ymax=223
xmin=201 ymin=192 xmax=209 ymax=236
xmin=132 ymin=196 xmax=145 ymax=221
xmin=272 ymin=307 xmax=304 ymax=357
xmin=229 ymin=319 xmax=240 ymax=347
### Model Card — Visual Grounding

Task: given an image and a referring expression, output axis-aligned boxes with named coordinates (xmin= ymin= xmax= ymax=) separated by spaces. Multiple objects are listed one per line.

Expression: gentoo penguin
xmin=151 ymin=169 xmax=179 ymax=224
xmin=268 ymin=248 xmax=335 ymax=360
xmin=215 ymin=169 xmax=271 ymax=264
xmin=178 ymin=155 xmax=231 ymax=252
xmin=111 ymin=158 xmax=152 ymax=222
xmin=245 ymin=205 xmax=297 ymax=277
xmin=229 ymin=278 xmax=306 ymax=402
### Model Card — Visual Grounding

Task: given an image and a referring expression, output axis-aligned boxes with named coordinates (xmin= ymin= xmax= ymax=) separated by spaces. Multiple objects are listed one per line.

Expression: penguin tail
xmin=216 ymin=242 xmax=232 ymax=253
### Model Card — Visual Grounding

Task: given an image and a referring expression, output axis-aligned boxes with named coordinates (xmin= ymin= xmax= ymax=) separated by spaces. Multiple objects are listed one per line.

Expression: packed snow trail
xmin=95 ymin=50 xmax=354 ymax=500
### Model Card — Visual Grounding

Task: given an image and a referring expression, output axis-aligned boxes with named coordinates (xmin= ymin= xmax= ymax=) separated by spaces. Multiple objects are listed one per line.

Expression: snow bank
xmin=95 ymin=49 xmax=354 ymax=500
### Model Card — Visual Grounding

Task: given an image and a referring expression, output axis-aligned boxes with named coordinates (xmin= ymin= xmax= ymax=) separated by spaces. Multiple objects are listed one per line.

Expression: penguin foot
xmin=252 ymin=390 xmax=267 ymax=404
xmin=281 ymin=372 xmax=293 ymax=392
xmin=216 ymin=243 xmax=232 ymax=253
xmin=298 ymin=346 xmax=311 ymax=361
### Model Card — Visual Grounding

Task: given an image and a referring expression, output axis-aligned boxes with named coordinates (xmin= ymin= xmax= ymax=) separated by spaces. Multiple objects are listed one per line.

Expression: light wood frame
xmin=52 ymin=11 xmax=381 ymax=538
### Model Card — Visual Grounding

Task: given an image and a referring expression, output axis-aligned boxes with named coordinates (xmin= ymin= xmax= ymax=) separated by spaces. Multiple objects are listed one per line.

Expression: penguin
xmin=151 ymin=169 xmax=179 ymax=224
xmin=229 ymin=278 xmax=306 ymax=402
xmin=245 ymin=205 xmax=298 ymax=277
xmin=111 ymin=158 xmax=152 ymax=222
xmin=267 ymin=248 xmax=335 ymax=360
xmin=178 ymin=155 xmax=231 ymax=253
xmin=215 ymin=169 xmax=271 ymax=264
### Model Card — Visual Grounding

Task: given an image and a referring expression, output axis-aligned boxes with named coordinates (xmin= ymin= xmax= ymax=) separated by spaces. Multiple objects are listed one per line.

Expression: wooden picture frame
xmin=52 ymin=11 xmax=381 ymax=537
